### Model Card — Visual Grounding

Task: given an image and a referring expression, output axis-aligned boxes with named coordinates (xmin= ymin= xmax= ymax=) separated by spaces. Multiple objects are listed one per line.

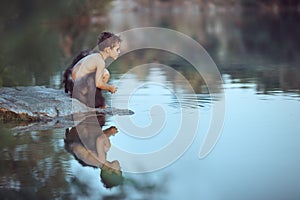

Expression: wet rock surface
xmin=0 ymin=86 xmax=134 ymax=132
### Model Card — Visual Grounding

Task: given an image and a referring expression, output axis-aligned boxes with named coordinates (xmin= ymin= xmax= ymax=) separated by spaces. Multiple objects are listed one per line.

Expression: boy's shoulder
xmin=86 ymin=53 xmax=104 ymax=62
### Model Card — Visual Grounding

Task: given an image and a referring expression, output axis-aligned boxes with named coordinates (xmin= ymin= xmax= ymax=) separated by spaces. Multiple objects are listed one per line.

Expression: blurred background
xmin=0 ymin=0 xmax=299 ymax=92
xmin=0 ymin=0 xmax=300 ymax=199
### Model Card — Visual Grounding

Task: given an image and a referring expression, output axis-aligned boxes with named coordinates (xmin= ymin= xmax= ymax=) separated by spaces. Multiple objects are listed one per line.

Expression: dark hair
xmin=97 ymin=32 xmax=122 ymax=51
xmin=63 ymin=49 xmax=92 ymax=94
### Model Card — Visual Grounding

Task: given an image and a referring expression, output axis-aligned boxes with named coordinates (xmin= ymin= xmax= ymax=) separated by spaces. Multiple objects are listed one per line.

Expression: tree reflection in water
xmin=0 ymin=117 xmax=166 ymax=199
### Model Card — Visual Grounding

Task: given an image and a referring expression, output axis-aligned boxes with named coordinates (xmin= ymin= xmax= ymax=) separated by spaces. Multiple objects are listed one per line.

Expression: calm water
xmin=1 ymin=1 xmax=300 ymax=199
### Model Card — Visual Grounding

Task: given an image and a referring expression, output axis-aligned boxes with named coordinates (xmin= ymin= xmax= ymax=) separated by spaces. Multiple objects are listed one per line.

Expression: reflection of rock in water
xmin=0 ymin=86 xmax=134 ymax=132
xmin=64 ymin=115 xmax=124 ymax=189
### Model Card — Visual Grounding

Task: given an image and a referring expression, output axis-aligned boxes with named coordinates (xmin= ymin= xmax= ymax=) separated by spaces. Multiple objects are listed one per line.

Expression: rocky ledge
xmin=0 ymin=86 xmax=134 ymax=132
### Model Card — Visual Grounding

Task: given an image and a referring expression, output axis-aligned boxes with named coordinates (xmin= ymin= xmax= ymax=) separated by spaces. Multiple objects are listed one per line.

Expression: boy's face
xmin=109 ymin=42 xmax=121 ymax=60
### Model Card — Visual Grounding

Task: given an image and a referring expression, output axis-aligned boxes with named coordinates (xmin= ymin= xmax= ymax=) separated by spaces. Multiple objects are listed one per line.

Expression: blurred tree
xmin=0 ymin=0 xmax=112 ymax=87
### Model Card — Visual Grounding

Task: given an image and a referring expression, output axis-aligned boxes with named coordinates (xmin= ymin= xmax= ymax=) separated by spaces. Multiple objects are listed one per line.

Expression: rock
xmin=0 ymin=86 xmax=134 ymax=132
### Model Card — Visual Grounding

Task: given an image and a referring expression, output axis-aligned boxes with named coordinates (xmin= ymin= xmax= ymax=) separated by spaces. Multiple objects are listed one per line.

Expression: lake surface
xmin=1 ymin=1 xmax=300 ymax=199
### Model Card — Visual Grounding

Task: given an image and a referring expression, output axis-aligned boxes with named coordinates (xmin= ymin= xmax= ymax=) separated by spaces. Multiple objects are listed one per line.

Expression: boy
xmin=63 ymin=32 xmax=121 ymax=108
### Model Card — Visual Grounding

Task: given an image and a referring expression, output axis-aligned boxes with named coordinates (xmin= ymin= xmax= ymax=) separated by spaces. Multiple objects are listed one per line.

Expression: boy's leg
xmin=102 ymin=69 xmax=110 ymax=84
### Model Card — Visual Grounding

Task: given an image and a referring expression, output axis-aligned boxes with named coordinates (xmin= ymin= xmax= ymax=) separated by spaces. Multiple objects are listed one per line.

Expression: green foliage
xmin=0 ymin=0 xmax=112 ymax=87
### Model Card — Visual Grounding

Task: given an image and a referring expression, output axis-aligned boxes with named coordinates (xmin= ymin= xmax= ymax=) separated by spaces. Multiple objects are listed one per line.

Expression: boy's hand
xmin=109 ymin=85 xmax=117 ymax=93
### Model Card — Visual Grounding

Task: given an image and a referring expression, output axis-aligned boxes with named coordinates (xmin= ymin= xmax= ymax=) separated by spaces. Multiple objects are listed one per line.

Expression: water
xmin=1 ymin=1 xmax=300 ymax=199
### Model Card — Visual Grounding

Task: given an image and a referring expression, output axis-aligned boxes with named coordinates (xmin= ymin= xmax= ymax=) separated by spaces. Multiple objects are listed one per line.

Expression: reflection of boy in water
xmin=63 ymin=32 xmax=121 ymax=108
xmin=64 ymin=116 xmax=123 ymax=188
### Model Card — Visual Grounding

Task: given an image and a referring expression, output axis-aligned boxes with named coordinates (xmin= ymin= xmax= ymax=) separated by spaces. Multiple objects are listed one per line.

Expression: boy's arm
xmin=95 ymin=58 xmax=117 ymax=93
xmin=96 ymin=136 xmax=108 ymax=165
